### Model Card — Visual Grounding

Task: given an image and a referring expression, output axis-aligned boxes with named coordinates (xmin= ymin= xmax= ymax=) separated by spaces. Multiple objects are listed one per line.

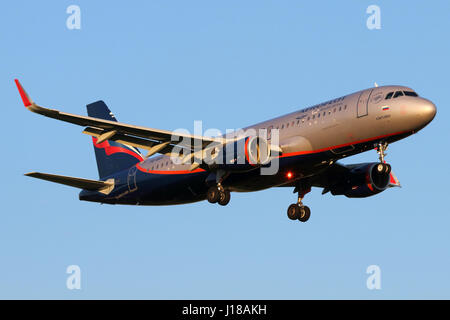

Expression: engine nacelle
xmin=330 ymin=162 xmax=391 ymax=198
xmin=208 ymin=136 xmax=272 ymax=172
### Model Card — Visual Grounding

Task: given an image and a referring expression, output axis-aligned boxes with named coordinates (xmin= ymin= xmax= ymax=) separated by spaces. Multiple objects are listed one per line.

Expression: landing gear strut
xmin=376 ymin=142 xmax=388 ymax=163
xmin=374 ymin=142 xmax=391 ymax=174
xmin=287 ymin=185 xmax=311 ymax=222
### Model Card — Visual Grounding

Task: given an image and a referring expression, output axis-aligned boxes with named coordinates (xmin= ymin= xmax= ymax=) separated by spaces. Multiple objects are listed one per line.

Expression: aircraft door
xmin=127 ymin=166 xmax=138 ymax=191
xmin=356 ymin=89 xmax=373 ymax=118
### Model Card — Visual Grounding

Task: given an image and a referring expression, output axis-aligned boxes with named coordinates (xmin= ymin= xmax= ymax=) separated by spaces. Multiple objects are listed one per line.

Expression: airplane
xmin=15 ymin=79 xmax=436 ymax=222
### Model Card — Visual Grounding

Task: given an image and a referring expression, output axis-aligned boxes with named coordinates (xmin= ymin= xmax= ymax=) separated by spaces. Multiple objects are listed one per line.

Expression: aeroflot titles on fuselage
xmin=300 ymin=96 xmax=347 ymax=114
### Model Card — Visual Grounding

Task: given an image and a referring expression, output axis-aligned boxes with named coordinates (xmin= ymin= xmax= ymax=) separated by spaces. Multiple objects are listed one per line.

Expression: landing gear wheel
xmin=287 ymin=204 xmax=299 ymax=220
xmin=298 ymin=206 xmax=311 ymax=222
xmin=207 ymin=187 xmax=220 ymax=203
xmin=218 ymin=190 xmax=231 ymax=206
xmin=376 ymin=163 xmax=384 ymax=173
xmin=287 ymin=183 xmax=312 ymax=222
xmin=376 ymin=162 xmax=391 ymax=174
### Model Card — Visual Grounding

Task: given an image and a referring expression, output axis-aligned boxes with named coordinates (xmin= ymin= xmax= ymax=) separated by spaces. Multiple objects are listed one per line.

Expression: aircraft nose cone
xmin=421 ymin=100 xmax=437 ymax=123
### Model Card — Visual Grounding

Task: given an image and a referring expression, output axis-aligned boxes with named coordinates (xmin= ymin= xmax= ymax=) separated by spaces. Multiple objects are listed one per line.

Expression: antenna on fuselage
xmin=374 ymin=82 xmax=379 ymax=87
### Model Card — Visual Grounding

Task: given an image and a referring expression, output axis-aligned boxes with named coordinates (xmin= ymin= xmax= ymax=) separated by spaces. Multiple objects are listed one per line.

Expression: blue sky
xmin=1 ymin=1 xmax=449 ymax=299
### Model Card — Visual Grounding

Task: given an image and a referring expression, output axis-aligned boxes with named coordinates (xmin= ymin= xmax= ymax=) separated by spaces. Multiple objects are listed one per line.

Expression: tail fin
xmin=87 ymin=101 xmax=143 ymax=179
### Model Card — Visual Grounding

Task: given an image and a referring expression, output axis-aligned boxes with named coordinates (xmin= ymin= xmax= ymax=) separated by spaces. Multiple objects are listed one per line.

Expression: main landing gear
xmin=207 ymin=170 xmax=231 ymax=206
xmin=207 ymin=184 xmax=231 ymax=206
xmin=287 ymin=186 xmax=311 ymax=222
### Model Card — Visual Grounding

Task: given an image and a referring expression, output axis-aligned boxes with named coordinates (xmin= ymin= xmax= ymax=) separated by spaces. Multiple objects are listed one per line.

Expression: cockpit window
xmin=403 ymin=91 xmax=418 ymax=97
xmin=386 ymin=90 xmax=418 ymax=99
xmin=393 ymin=91 xmax=404 ymax=98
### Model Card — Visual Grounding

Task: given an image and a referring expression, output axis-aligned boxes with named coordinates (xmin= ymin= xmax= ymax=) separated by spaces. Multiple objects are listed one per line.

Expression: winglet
xmin=388 ymin=171 xmax=401 ymax=188
xmin=14 ymin=79 xmax=33 ymax=107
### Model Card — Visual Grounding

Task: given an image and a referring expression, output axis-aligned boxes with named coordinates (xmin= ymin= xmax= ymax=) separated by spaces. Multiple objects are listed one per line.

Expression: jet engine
xmin=329 ymin=162 xmax=392 ymax=198
xmin=208 ymin=136 xmax=274 ymax=172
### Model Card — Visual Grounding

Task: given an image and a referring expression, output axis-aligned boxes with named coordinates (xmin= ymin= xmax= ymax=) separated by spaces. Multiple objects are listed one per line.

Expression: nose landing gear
xmin=287 ymin=185 xmax=311 ymax=222
xmin=375 ymin=142 xmax=391 ymax=174
xmin=376 ymin=142 xmax=388 ymax=163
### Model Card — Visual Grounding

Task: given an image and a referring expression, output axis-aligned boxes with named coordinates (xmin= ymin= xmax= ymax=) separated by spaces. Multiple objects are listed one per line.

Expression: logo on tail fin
xmin=87 ymin=101 xmax=143 ymax=179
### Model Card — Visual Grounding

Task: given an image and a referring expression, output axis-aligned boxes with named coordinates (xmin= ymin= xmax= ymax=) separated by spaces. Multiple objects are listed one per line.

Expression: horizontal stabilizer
xmin=25 ymin=172 xmax=113 ymax=191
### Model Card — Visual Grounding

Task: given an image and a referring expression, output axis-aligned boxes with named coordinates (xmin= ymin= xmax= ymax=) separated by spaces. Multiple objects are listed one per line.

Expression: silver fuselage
xmin=141 ymin=85 xmax=436 ymax=177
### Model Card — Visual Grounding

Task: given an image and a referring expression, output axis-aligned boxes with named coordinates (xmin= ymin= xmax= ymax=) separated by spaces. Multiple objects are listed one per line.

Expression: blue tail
xmin=87 ymin=101 xmax=143 ymax=179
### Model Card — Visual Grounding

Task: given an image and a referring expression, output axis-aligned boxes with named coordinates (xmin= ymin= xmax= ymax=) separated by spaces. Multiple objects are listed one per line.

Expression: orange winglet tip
xmin=14 ymin=79 xmax=33 ymax=107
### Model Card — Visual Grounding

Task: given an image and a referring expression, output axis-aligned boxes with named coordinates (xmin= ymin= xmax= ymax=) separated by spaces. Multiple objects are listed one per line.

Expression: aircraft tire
xmin=298 ymin=206 xmax=311 ymax=222
xmin=376 ymin=163 xmax=384 ymax=173
xmin=287 ymin=204 xmax=299 ymax=220
xmin=207 ymin=187 xmax=220 ymax=203
xmin=218 ymin=190 xmax=231 ymax=206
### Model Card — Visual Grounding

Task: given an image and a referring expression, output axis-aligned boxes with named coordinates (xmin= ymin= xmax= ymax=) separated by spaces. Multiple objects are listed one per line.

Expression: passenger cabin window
xmin=393 ymin=91 xmax=404 ymax=98
xmin=385 ymin=92 xmax=394 ymax=99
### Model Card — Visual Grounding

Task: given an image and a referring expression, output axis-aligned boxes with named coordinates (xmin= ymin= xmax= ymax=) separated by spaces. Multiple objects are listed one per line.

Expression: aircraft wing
xmin=15 ymin=79 xmax=225 ymax=154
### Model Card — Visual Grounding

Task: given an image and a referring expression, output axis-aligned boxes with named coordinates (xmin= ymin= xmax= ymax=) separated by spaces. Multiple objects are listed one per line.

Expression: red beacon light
xmin=286 ymin=171 xmax=293 ymax=179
